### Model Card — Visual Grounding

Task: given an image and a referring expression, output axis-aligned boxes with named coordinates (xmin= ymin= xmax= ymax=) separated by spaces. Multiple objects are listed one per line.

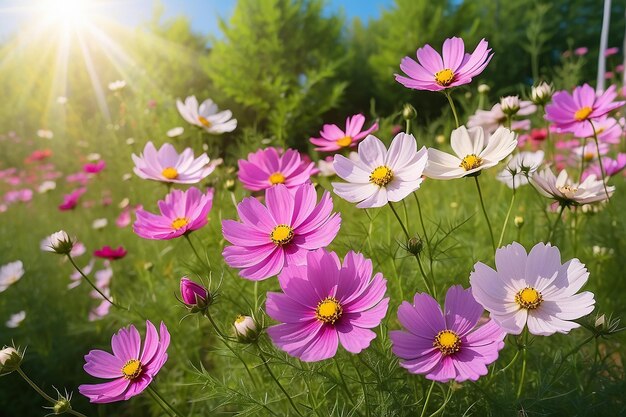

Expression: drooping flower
xmin=545 ymin=84 xmax=625 ymax=137
xmin=41 ymin=230 xmax=74 ymax=254
xmin=496 ymin=151 xmax=544 ymax=189
xmin=310 ymin=114 xmax=379 ymax=152
xmin=0 ymin=261 xmax=24 ymax=293
xmin=395 ymin=37 xmax=493 ymax=91
xmin=176 ymin=96 xmax=237 ymax=134
xmin=59 ymin=187 xmax=87 ymax=210
xmin=467 ymin=101 xmax=536 ymax=134
xmin=390 ymin=285 xmax=505 ymax=382
xmin=132 ymin=141 xmax=214 ymax=184
xmin=133 ymin=187 xmax=214 ymax=240
xmin=267 ymin=249 xmax=389 ymax=362
xmin=6 ymin=311 xmax=26 ymax=328
xmin=237 ymin=147 xmax=316 ymax=192
xmin=79 ymin=321 xmax=170 ymax=403
xmin=531 ymin=168 xmax=614 ymax=206
xmin=332 ymin=133 xmax=428 ymax=208
xmin=424 ymin=126 xmax=517 ymax=180
xmin=94 ymin=246 xmax=127 ymax=261
xmin=222 ymin=183 xmax=341 ymax=281
xmin=470 ymin=242 xmax=595 ymax=336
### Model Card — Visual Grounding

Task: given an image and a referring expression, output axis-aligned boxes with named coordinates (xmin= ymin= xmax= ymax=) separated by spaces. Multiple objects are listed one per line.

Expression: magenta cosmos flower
xmin=133 ymin=187 xmax=214 ymax=240
xmin=222 ymin=183 xmax=341 ymax=280
xmin=545 ymin=84 xmax=625 ymax=137
xmin=79 ymin=321 xmax=169 ymax=403
xmin=266 ymin=248 xmax=389 ymax=362
xmin=310 ymin=114 xmax=378 ymax=152
xmin=59 ymin=187 xmax=86 ymax=211
xmin=390 ymin=285 xmax=505 ymax=382
xmin=395 ymin=37 xmax=493 ymax=92
xmin=237 ymin=147 xmax=316 ymax=191
xmin=94 ymin=246 xmax=127 ymax=260
xmin=132 ymin=141 xmax=214 ymax=184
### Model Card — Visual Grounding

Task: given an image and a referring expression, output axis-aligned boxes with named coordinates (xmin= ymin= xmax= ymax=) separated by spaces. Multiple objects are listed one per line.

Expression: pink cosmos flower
xmin=310 ymin=114 xmax=379 ymax=152
xmin=395 ymin=37 xmax=493 ymax=92
xmin=59 ymin=187 xmax=87 ymax=211
xmin=266 ymin=248 xmax=389 ymax=362
xmin=583 ymin=154 xmax=626 ymax=180
xmin=180 ymin=277 xmax=208 ymax=305
xmin=589 ymin=117 xmax=622 ymax=144
xmin=116 ymin=204 xmax=142 ymax=228
xmin=545 ymin=84 xmax=625 ymax=137
xmin=79 ymin=321 xmax=170 ymax=403
xmin=94 ymin=246 xmax=127 ymax=261
xmin=24 ymin=149 xmax=52 ymax=163
xmin=66 ymin=172 xmax=90 ymax=185
xmin=605 ymin=47 xmax=619 ymax=57
xmin=133 ymin=187 xmax=214 ymax=240
xmin=467 ymin=101 xmax=536 ymax=134
xmin=222 ymin=183 xmax=341 ymax=281
xmin=132 ymin=141 xmax=214 ymax=184
xmin=84 ymin=160 xmax=106 ymax=174
xmin=390 ymin=285 xmax=505 ymax=382
xmin=574 ymin=47 xmax=588 ymax=56
xmin=237 ymin=147 xmax=316 ymax=192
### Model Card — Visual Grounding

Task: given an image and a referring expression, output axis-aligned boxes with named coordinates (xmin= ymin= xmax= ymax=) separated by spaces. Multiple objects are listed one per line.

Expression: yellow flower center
xmin=515 ymin=287 xmax=543 ymax=309
xmin=369 ymin=165 xmax=393 ymax=186
xmin=460 ymin=154 xmax=483 ymax=171
xmin=574 ymin=106 xmax=593 ymax=121
xmin=268 ymin=172 xmax=286 ymax=185
xmin=434 ymin=68 xmax=455 ymax=86
xmin=270 ymin=224 xmax=294 ymax=245
xmin=316 ymin=297 xmax=343 ymax=324
xmin=198 ymin=116 xmax=212 ymax=127
xmin=121 ymin=359 xmax=142 ymax=380
xmin=433 ymin=330 xmax=461 ymax=356
xmin=336 ymin=136 xmax=352 ymax=147
xmin=235 ymin=315 xmax=246 ymax=324
xmin=162 ymin=167 xmax=179 ymax=179
xmin=171 ymin=217 xmax=189 ymax=230
xmin=557 ymin=184 xmax=578 ymax=198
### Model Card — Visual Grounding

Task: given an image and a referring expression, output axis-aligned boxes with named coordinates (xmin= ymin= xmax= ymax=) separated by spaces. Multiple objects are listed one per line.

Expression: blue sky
xmin=0 ymin=0 xmax=394 ymax=39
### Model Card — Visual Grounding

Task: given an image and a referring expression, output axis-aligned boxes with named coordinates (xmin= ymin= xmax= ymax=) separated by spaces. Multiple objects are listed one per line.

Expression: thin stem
xmin=67 ymin=255 xmax=126 ymax=310
xmin=204 ymin=310 xmax=230 ymax=341
xmin=420 ymin=380 xmax=436 ymax=417
xmin=497 ymin=180 xmax=516 ymax=248
xmin=579 ymin=138 xmax=587 ymax=183
xmin=473 ymin=176 xmax=496 ymax=252
xmin=590 ymin=121 xmax=611 ymax=200
xmin=333 ymin=357 xmax=356 ymax=407
xmin=349 ymin=354 xmax=370 ymax=417
xmin=146 ymin=385 xmax=177 ymax=417
xmin=444 ymin=92 xmax=460 ymax=128
xmin=516 ymin=329 xmax=529 ymax=399
xmin=414 ymin=193 xmax=437 ymax=295
xmin=389 ymin=202 xmax=410 ymax=239
xmin=258 ymin=350 xmax=303 ymax=416
xmin=16 ymin=368 xmax=57 ymax=403
xmin=184 ymin=234 xmax=209 ymax=270
xmin=406 ymin=119 xmax=411 ymax=134
xmin=547 ymin=204 xmax=566 ymax=242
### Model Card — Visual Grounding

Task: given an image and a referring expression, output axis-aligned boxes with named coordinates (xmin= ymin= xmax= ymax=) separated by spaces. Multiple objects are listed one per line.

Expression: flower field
xmin=1 ymin=1 xmax=626 ymax=416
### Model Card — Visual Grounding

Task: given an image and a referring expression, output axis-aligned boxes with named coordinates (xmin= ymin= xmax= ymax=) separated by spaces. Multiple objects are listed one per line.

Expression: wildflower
xmin=6 ymin=311 xmax=26 ymax=328
xmin=134 ymin=187 xmax=214 ymax=240
xmin=222 ymin=183 xmax=341 ymax=281
xmin=94 ymin=246 xmax=127 ymax=261
xmin=500 ymin=96 xmax=521 ymax=116
xmin=38 ymin=180 xmax=56 ymax=193
xmin=468 ymin=101 xmax=536 ymax=133
xmin=496 ymin=151 xmax=544 ymax=188
xmin=108 ymin=80 xmax=126 ymax=91
xmin=390 ymin=285 xmax=505 ymax=382
xmin=92 ymin=218 xmax=108 ymax=230
xmin=0 ymin=261 xmax=24 ymax=292
xmin=0 ymin=347 xmax=22 ymax=375
xmin=79 ymin=321 xmax=170 ymax=403
xmin=37 ymin=129 xmax=54 ymax=139
xmin=237 ymin=147 xmax=316 ymax=192
xmin=395 ymin=37 xmax=493 ymax=91
xmin=532 ymin=168 xmax=614 ymax=206
xmin=478 ymin=84 xmax=490 ymax=94
xmin=545 ymin=84 xmax=625 ymax=137
xmin=166 ymin=127 xmax=184 ymax=138
xmin=471 ymin=242 xmax=595 ymax=336
xmin=605 ymin=47 xmax=619 ymax=57
xmin=402 ymin=104 xmax=417 ymax=120
xmin=59 ymin=188 xmax=87 ymax=210
xmin=424 ymin=126 xmax=517 ymax=180
xmin=574 ymin=47 xmax=588 ymax=56
xmin=514 ymin=216 xmax=524 ymax=228
xmin=234 ymin=315 xmax=258 ymax=342
xmin=310 ymin=114 xmax=378 ymax=152
xmin=132 ymin=141 xmax=214 ymax=184
xmin=179 ymin=277 xmax=210 ymax=309
xmin=267 ymin=249 xmax=388 ymax=361
xmin=41 ymin=230 xmax=74 ymax=254
xmin=531 ymin=82 xmax=554 ymax=105
xmin=583 ymin=154 xmax=626 ymax=179
xmin=84 ymin=160 xmax=106 ymax=174
xmin=332 ymin=133 xmax=428 ymax=208
xmin=176 ymin=96 xmax=237 ymax=134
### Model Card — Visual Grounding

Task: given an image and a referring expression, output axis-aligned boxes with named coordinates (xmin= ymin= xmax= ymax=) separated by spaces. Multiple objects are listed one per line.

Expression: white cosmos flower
xmin=496 ymin=150 xmax=544 ymax=189
xmin=92 ymin=218 xmax=108 ymax=230
xmin=176 ymin=96 xmax=237 ymax=134
xmin=332 ymin=133 xmax=428 ymax=208
xmin=167 ymin=127 xmax=184 ymax=138
xmin=108 ymin=80 xmax=126 ymax=91
xmin=467 ymin=102 xmax=536 ymax=133
xmin=0 ymin=261 xmax=24 ymax=292
xmin=40 ymin=230 xmax=73 ymax=253
xmin=531 ymin=169 xmax=614 ymax=205
xmin=500 ymin=95 xmax=521 ymax=115
xmin=36 ymin=129 xmax=54 ymax=139
xmin=424 ymin=126 xmax=517 ymax=180
xmin=470 ymin=242 xmax=595 ymax=336
xmin=6 ymin=311 xmax=26 ymax=328
xmin=37 ymin=181 xmax=56 ymax=193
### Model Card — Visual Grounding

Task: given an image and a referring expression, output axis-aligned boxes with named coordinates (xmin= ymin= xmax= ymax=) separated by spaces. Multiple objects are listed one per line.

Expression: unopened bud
xmin=180 ymin=277 xmax=211 ymax=313
xmin=500 ymin=96 xmax=521 ymax=116
xmin=0 ymin=347 xmax=22 ymax=375
xmin=514 ymin=216 xmax=524 ymax=228
xmin=224 ymin=179 xmax=236 ymax=191
xmin=234 ymin=315 xmax=259 ymax=342
xmin=402 ymin=103 xmax=417 ymax=120
xmin=406 ymin=237 xmax=423 ymax=256
xmin=53 ymin=398 xmax=72 ymax=414
xmin=531 ymin=82 xmax=554 ymax=105
xmin=478 ymin=84 xmax=490 ymax=94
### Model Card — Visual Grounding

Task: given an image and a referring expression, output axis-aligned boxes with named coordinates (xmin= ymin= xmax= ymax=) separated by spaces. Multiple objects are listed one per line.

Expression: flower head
xmin=310 ymin=114 xmax=378 ymax=152
xmin=41 ymin=231 xmax=74 ymax=254
xmin=470 ymin=242 xmax=595 ymax=336
xmin=425 ymin=126 xmax=517 ymax=180
xmin=266 ymin=249 xmax=389 ymax=362
xmin=237 ymin=147 xmax=316 ymax=192
xmin=84 ymin=160 xmax=106 ymax=174
xmin=583 ymin=154 xmax=626 ymax=180
xmin=531 ymin=168 xmax=614 ymax=206
xmin=132 ymin=141 xmax=214 ymax=184
xmin=0 ymin=346 xmax=22 ymax=375
xmin=234 ymin=315 xmax=259 ymax=342
xmin=79 ymin=321 xmax=170 ymax=403
xmin=0 ymin=261 xmax=24 ymax=292
xmin=222 ymin=183 xmax=341 ymax=280
xmin=332 ymin=133 xmax=428 ymax=208
xmin=94 ymin=246 xmax=127 ymax=261
xmin=390 ymin=285 xmax=505 ymax=382
xmin=468 ymin=102 xmax=536 ymax=134
xmin=500 ymin=96 xmax=521 ymax=116
xmin=496 ymin=151 xmax=544 ymax=189
xmin=6 ymin=311 xmax=26 ymax=328
xmin=179 ymin=277 xmax=210 ymax=309
xmin=395 ymin=37 xmax=493 ymax=91
xmin=176 ymin=96 xmax=237 ymax=134
xmin=59 ymin=187 xmax=87 ymax=211
xmin=531 ymin=82 xmax=554 ymax=105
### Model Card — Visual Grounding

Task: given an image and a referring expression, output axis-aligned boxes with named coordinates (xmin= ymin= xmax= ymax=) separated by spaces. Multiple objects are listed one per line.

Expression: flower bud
xmin=0 ymin=346 xmax=22 ymax=375
xmin=514 ymin=216 xmax=524 ymax=228
xmin=478 ymin=84 xmax=490 ymax=94
xmin=180 ymin=277 xmax=210 ymax=312
xmin=41 ymin=231 xmax=74 ymax=255
xmin=500 ymin=96 xmax=520 ymax=116
xmin=234 ymin=315 xmax=259 ymax=342
xmin=224 ymin=179 xmax=236 ymax=191
xmin=402 ymin=103 xmax=417 ymax=120
xmin=531 ymin=82 xmax=554 ymax=105
xmin=406 ymin=237 xmax=423 ymax=256
xmin=53 ymin=398 xmax=72 ymax=414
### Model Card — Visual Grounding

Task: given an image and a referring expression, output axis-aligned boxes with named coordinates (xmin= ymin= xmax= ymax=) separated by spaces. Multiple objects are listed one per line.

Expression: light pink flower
xmin=310 ymin=114 xmax=378 ymax=152
xmin=132 ymin=141 xmax=214 ymax=184
xmin=237 ymin=147 xmax=315 ymax=192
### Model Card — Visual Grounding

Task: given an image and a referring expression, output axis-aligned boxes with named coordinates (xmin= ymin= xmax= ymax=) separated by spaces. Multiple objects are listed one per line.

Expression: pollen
xmin=270 ymin=224 xmax=294 ymax=245
xmin=162 ymin=167 xmax=179 ymax=179
xmin=198 ymin=116 xmax=212 ymax=128
xmin=460 ymin=154 xmax=483 ymax=171
xmin=235 ymin=315 xmax=246 ymax=324
xmin=268 ymin=172 xmax=286 ymax=185
xmin=558 ymin=184 xmax=578 ymax=198
xmin=370 ymin=165 xmax=393 ymax=186
xmin=434 ymin=68 xmax=455 ymax=86
xmin=515 ymin=287 xmax=543 ymax=309
xmin=121 ymin=359 xmax=142 ymax=380
xmin=433 ymin=330 xmax=461 ymax=356
xmin=316 ymin=297 xmax=343 ymax=324
xmin=171 ymin=217 xmax=189 ymax=230
xmin=574 ymin=106 xmax=593 ymax=121
xmin=336 ymin=136 xmax=352 ymax=147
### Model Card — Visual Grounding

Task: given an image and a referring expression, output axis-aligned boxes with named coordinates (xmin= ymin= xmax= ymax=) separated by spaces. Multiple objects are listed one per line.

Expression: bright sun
xmin=37 ymin=0 xmax=97 ymax=29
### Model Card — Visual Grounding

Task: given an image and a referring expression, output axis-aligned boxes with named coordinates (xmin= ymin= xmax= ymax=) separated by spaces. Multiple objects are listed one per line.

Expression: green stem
xmin=147 ymin=385 xmax=178 ymax=417
xmin=420 ymin=380 xmax=436 ymax=417
xmin=547 ymin=204 xmax=566 ymax=242
xmin=444 ymin=92 xmax=460 ymax=128
xmin=17 ymin=368 xmax=58 ymax=403
xmin=258 ymin=350 xmax=303 ymax=416
xmin=67 ymin=255 xmax=126 ymax=310
xmin=389 ymin=202 xmax=410 ymax=239
xmin=414 ymin=193 xmax=437 ymax=296
xmin=184 ymin=234 xmax=209 ymax=270
xmin=204 ymin=309 xmax=230 ymax=341
xmin=590 ymin=121 xmax=611 ymax=200
xmin=497 ymin=181 xmax=516 ymax=248
xmin=473 ymin=176 xmax=496 ymax=251
xmin=333 ymin=357 xmax=356 ymax=407
xmin=579 ymin=138 xmax=587 ymax=183
xmin=516 ymin=329 xmax=529 ymax=399
xmin=350 ymin=355 xmax=370 ymax=417
xmin=406 ymin=119 xmax=411 ymax=134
